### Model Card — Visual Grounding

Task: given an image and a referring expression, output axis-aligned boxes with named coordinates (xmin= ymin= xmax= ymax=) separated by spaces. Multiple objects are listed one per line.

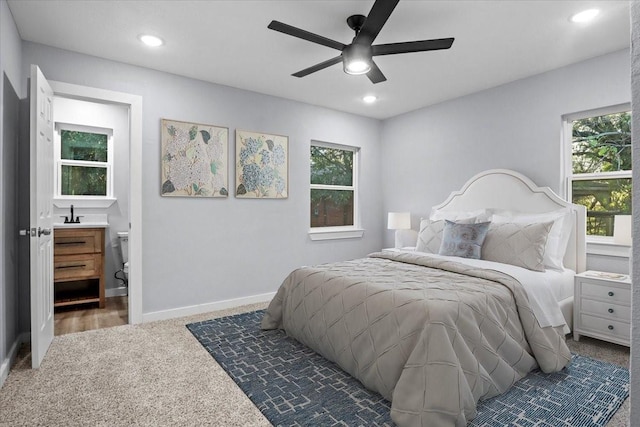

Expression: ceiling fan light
xmin=345 ymin=60 xmax=371 ymax=75
xmin=342 ymin=43 xmax=372 ymax=75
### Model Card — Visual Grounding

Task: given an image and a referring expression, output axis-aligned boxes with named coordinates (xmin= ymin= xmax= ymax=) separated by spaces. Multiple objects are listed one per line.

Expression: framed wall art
xmin=235 ymin=130 xmax=288 ymax=199
xmin=161 ymin=119 xmax=228 ymax=197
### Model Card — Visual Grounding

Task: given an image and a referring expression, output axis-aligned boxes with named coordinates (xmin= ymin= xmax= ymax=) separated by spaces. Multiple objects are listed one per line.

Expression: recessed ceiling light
xmin=139 ymin=34 xmax=164 ymax=47
xmin=570 ymin=9 xmax=600 ymax=23
xmin=363 ymin=95 xmax=377 ymax=104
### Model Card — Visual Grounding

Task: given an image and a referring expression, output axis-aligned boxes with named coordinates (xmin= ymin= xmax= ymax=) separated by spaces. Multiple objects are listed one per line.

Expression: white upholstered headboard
xmin=432 ymin=169 xmax=586 ymax=272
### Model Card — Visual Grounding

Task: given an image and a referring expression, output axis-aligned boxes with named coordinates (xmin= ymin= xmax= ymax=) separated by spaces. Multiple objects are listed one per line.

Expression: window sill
xmin=308 ymin=227 xmax=365 ymax=241
xmin=586 ymin=237 xmax=631 ymax=257
xmin=54 ymin=197 xmax=117 ymax=209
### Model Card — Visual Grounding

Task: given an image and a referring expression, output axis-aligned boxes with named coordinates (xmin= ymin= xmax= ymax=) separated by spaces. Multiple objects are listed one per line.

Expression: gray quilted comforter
xmin=261 ymin=251 xmax=571 ymax=426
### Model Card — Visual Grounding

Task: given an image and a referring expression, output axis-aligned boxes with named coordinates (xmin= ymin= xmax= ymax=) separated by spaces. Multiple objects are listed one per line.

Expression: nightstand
xmin=573 ymin=271 xmax=631 ymax=347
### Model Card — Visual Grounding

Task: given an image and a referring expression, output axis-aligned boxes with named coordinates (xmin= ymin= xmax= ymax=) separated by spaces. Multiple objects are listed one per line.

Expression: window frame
xmin=54 ymin=122 xmax=116 ymax=208
xmin=562 ymin=103 xmax=631 ymax=244
xmin=308 ymin=140 xmax=363 ymax=241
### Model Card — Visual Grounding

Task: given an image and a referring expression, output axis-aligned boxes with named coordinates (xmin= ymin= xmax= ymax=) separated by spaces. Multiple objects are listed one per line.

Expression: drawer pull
xmin=55 ymin=241 xmax=86 ymax=245
xmin=608 ymin=308 xmax=614 ymax=314
xmin=55 ymin=264 xmax=86 ymax=270
xmin=608 ymin=291 xmax=614 ymax=297
xmin=608 ymin=325 xmax=614 ymax=330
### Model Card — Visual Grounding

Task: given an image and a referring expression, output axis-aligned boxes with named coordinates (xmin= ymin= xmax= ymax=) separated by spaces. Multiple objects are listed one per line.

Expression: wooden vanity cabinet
xmin=53 ymin=228 xmax=105 ymax=308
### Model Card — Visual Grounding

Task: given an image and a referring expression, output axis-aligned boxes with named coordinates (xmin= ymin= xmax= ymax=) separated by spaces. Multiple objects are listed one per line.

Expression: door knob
xmin=19 ymin=228 xmax=36 ymax=237
xmin=38 ymin=227 xmax=52 ymax=237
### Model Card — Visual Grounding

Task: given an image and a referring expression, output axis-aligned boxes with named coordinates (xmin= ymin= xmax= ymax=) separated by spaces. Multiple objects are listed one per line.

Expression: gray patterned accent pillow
xmin=438 ymin=220 xmax=491 ymax=259
xmin=482 ymin=221 xmax=553 ymax=272
xmin=416 ymin=217 xmax=477 ymax=254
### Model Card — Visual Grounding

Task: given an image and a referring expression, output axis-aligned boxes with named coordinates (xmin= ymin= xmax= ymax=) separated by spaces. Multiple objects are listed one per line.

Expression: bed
xmin=261 ymin=169 xmax=586 ymax=427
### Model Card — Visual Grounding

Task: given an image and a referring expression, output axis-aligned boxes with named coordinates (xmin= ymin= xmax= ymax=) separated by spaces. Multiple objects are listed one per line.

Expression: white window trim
xmin=308 ymin=140 xmax=363 ymax=241
xmin=54 ymin=122 xmax=116 ymax=208
xmin=562 ymin=103 xmax=631 ymax=246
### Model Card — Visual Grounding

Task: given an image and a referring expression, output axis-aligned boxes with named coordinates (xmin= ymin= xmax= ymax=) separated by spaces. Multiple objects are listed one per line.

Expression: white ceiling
xmin=7 ymin=0 xmax=631 ymax=120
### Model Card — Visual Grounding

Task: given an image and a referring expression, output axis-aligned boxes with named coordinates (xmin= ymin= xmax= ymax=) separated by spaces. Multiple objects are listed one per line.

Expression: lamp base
xmin=394 ymin=231 xmax=403 ymax=249
xmin=394 ymin=229 xmax=418 ymax=249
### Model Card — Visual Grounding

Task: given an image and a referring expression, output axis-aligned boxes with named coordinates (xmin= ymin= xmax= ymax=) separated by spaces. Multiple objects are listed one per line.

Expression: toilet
xmin=117 ymin=231 xmax=129 ymax=283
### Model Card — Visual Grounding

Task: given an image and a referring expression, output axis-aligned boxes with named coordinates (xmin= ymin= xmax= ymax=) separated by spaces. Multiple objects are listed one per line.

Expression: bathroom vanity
xmin=53 ymin=227 xmax=106 ymax=308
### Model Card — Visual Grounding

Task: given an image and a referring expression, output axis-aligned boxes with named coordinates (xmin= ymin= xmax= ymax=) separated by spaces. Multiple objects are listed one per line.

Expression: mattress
xmin=410 ymin=249 xmax=574 ymax=330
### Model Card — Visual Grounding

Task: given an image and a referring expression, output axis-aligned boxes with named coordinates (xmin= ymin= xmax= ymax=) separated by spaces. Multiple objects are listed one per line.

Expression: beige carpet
xmin=0 ymin=302 xmax=630 ymax=426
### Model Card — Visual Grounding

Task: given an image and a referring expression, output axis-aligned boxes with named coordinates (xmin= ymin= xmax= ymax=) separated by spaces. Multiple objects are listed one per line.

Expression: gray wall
xmin=21 ymin=42 xmax=384 ymax=315
xmin=630 ymin=1 xmax=639 ymax=421
xmin=0 ymin=0 xmax=23 ymax=383
xmin=380 ymin=49 xmax=631 ymax=253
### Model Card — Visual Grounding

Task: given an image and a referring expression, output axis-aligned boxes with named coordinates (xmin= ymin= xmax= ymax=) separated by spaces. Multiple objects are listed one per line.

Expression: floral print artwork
xmin=161 ymin=119 xmax=228 ymax=197
xmin=236 ymin=130 xmax=288 ymax=198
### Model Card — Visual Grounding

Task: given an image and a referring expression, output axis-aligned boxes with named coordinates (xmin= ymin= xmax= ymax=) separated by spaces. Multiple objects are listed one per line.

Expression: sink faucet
xmin=63 ymin=204 xmax=81 ymax=224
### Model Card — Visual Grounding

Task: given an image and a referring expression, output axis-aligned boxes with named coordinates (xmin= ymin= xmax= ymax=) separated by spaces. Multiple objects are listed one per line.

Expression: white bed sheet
xmin=405 ymin=249 xmax=573 ymax=333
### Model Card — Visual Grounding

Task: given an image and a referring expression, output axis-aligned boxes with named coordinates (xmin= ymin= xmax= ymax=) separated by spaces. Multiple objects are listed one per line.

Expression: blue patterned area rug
xmin=186 ymin=310 xmax=629 ymax=427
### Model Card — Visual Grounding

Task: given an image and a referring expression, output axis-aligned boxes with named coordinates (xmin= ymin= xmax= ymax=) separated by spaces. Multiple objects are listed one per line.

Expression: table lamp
xmin=388 ymin=212 xmax=411 ymax=249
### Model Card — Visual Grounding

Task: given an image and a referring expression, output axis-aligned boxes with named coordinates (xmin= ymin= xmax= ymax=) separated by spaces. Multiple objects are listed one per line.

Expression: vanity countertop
xmin=54 ymin=222 xmax=109 ymax=229
xmin=53 ymin=213 xmax=108 ymax=229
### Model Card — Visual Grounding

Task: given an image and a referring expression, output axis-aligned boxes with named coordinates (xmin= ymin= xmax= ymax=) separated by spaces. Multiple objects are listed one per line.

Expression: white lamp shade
xmin=614 ymin=215 xmax=632 ymax=246
xmin=388 ymin=212 xmax=411 ymax=230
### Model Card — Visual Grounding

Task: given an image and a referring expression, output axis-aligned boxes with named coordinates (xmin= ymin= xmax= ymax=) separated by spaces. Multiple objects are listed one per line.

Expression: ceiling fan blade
xmin=268 ymin=21 xmax=346 ymax=51
xmin=355 ymin=0 xmax=400 ymax=46
xmin=292 ymin=55 xmax=343 ymax=78
xmin=372 ymin=38 xmax=455 ymax=56
xmin=366 ymin=60 xmax=387 ymax=84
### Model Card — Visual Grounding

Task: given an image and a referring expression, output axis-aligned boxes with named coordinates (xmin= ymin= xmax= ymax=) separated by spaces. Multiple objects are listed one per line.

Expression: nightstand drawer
xmin=580 ymin=298 xmax=631 ymax=321
xmin=54 ymin=254 xmax=100 ymax=280
xmin=580 ymin=313 xmax=630 ymax=341
xmin=581 ymin=282 xmax=630 ymax=303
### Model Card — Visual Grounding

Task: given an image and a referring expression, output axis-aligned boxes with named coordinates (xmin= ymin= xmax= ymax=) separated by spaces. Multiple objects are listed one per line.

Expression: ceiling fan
xmin=267 ymin=0 xmax=454 ymax=84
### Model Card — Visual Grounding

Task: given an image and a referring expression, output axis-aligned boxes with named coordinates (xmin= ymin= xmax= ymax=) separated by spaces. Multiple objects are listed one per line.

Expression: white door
xmin=29 ymin=65 xmax=55 ymax=368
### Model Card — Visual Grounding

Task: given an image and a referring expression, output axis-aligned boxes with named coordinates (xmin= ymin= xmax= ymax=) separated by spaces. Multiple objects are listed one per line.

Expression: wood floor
xmin=54 ymin=296 xmax=128 ymax=336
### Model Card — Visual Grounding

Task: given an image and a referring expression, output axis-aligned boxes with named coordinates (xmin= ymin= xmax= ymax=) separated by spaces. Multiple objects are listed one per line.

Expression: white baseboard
xmin=1 ymin=333 xmax=29 ymax=389
xmin=142 ymin=292 xmax=276 ymax=323
xmin=106 ymin=286 xmax=128 ymax=298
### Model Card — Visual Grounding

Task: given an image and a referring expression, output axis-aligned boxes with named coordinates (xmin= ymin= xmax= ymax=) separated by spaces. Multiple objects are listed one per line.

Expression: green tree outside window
xmin=60 ymin=130 xmax=109 ymax=196
xmin=310 ymin=145 xmax=355 ymax=227
xmin=571 ymin=111 xmax=631 ymax=236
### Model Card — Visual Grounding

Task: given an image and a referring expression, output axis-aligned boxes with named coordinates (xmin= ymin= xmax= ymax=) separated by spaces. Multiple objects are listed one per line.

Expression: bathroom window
xmin=55 ymin=123 xmax=114 ymax=200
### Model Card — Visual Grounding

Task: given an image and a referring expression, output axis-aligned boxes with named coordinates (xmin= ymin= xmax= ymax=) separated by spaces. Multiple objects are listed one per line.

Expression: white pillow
xmin=429 ymin=209 xmax=490 ymax=222
xmin=491 ymin=208 xmax=573 ymax=271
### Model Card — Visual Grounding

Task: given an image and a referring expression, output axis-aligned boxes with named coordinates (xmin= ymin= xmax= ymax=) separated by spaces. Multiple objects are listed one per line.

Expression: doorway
xmin=47 ymin=81 xmax=143 ymax=331
xmin=51 ymin=97 xmax=130 ymax=335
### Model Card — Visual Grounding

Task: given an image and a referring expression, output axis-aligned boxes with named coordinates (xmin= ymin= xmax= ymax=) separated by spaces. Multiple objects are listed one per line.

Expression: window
xmin=566 ymin=105 xmax=631 ymax=238
xmin=309 ymin=142 xmax=362 ymax=240
xmin=55 ymin=123 xmax=114 ymax=200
